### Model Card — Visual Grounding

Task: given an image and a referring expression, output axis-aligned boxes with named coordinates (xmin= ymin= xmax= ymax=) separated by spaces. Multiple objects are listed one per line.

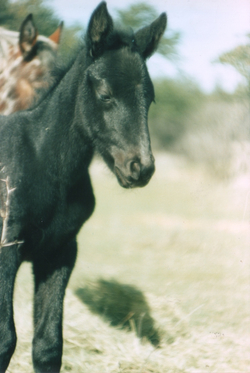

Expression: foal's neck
xmin=35 ymin=50 xmax=87 ymax=132
xmin=30 ymin=51 xmax=93 ymax=173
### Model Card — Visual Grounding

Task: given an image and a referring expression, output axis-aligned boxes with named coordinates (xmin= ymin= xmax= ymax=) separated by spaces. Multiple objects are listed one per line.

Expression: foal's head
xmin=0 ymin=14 xmax=63 ymax=115
xmin=84 ymin=2 xmax=167 ymax=188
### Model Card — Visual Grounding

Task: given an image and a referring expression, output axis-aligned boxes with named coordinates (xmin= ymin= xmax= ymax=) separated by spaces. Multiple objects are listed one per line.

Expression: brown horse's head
xmin=0 ymin=14 xmax=63 ymax=115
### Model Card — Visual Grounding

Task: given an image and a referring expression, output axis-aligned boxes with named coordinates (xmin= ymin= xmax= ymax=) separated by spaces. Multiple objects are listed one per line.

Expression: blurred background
xmin=1 ymin=1 xmax=249 ymax=372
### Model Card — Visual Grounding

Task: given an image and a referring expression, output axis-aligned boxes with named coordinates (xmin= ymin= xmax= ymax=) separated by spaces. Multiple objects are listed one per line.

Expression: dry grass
xmin=7 ymin=153 xmax=250 ymax=372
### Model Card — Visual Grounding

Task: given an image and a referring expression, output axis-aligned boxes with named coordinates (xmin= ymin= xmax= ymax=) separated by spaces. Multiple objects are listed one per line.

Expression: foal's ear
xmin=86 ymin=1 xmax=113 ymax=58
xmin=135 ymin=13 xmax=167 ymax=59
xmin=19 ymin=14 xmax=38 ymax=57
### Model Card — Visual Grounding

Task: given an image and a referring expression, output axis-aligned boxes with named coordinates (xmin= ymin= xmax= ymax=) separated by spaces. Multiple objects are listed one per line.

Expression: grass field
xmin=7 ymin=153 xmax=250 ymax=372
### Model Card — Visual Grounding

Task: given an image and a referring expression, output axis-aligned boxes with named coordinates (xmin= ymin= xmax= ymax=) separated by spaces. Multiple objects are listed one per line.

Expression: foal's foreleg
xmin=32 ymin=240 xmax=77 ymax=373
xmin=0 ymin=245 xmax=21 ymax=373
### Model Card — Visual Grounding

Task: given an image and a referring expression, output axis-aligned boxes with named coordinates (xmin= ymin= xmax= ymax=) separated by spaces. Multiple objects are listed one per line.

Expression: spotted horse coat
xmin=0 ymin=14 xmax=63 ymax=115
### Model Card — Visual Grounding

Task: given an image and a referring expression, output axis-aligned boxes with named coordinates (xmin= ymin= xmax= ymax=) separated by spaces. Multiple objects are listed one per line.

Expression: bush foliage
xmin=149 ymin=78 xmax=204 ymax=149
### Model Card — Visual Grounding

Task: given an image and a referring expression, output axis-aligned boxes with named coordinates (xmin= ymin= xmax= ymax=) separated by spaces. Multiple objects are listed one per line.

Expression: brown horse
xmin=0 ymin=14 xmax=63 ymax=115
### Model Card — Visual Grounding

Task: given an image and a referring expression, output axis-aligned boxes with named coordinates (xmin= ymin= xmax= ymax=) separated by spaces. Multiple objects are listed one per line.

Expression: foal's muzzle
xmin=114 ymin=155 xmax=155 ymax=188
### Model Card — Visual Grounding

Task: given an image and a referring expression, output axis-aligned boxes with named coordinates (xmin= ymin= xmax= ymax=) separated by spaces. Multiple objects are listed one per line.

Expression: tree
xmin=115 ymin=2 xmax=181 ymax=61
xmin=218 ymin=35 xmax=250 ymax=86
xmin=148 ymin=78 xmax=203 ymax=148
xmin=1 ymin=0 xmax=62 ymax=35
xmin=0 ymin=0 xmax=83 ymax=63
xmin=0 ymin=0 xmax=12 ymax=25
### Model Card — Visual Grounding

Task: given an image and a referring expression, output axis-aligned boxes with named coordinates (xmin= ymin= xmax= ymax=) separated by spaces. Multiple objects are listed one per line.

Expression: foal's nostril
xmin=129 ymin=161 xmax=141 ymax=180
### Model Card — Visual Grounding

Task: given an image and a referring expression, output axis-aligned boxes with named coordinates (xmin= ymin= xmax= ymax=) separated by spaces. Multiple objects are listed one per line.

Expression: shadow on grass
xmin=75 ymin=279 xmax=160 ymax=346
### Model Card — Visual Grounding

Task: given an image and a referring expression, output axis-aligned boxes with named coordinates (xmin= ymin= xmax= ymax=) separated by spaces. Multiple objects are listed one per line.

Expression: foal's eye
xmin=99 ymin=94 xmax=111 ymax=103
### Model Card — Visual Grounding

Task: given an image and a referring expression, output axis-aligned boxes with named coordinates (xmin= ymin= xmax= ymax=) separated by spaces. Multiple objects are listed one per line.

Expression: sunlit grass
xmin=8 ymin=153 xmax=250 ymax=372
